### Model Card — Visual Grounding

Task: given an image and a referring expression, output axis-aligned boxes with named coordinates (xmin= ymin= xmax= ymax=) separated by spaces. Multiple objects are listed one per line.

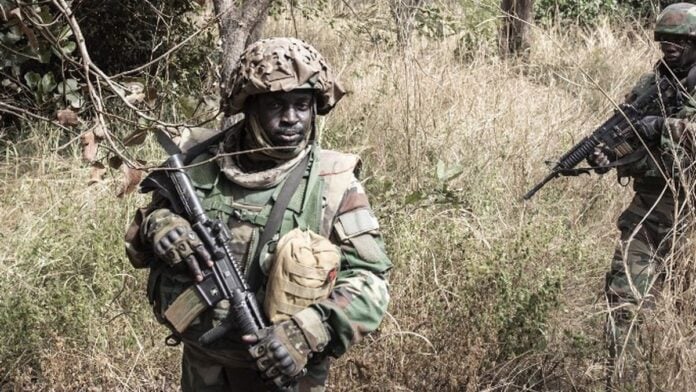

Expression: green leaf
xmin=60 ymin=41 xmax=76 ymax=55
xmin=37 ymin=47 xmax=51 ymax=64
xmin=436 ymin=159 xmax=464 ymax=183
xmin=178 ymin=95 xmax=198 ymax=118
xmin=436 ymin=159 xmax=446 ymax=182
xmin=40 ymin=72 xmax=56 ymax=94
xmin=37 ymin=6 xmax=53 ymax=25
xmin=57 ymin=79 xmax=79 ymax=94
xmin=24 ymin=71 xmax=41 ymax=88
xmin=404 ymin=191 xmax=424 ymax=205
xmin=57 ymin=25 xmax=73 ymax=42
xmin=65 ymin=93 xmax=83 ymax=109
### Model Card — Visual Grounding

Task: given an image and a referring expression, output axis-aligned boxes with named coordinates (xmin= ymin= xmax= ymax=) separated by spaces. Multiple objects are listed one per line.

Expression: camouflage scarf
xmin=217 ymin=129 xmax=310 ymax=189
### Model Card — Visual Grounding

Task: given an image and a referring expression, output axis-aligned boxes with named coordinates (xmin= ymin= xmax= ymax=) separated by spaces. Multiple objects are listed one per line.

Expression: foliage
xmin=75 ymin=0 xmax=199 ymax=74
xmin=4 ymin=2 xmax=696 ymax=392
xmin=534 ymin=0 xmax=662 ymax=25
xmin=0 ymin=1 xmax=82 ymax=114
xmin=0 ymin=0 xmax=218 ymax=134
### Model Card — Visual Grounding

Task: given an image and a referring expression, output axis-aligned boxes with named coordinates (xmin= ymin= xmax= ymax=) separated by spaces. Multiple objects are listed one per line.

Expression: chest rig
xmin=186 ymin=148 xmax=325 ymax=286
xmin=619 ymin=67 xmax=696 ymax=184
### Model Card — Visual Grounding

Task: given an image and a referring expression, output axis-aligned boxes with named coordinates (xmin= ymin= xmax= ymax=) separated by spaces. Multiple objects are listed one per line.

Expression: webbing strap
xmin=284 ymin=261 xmax=333 ymax=280
xmin=275 ymin=302 xmax=306 ymax=316
xmin=247 ymin=152 xmax=312 ymax=292
xmin=281 ymin=279 xmax=329 ymax=300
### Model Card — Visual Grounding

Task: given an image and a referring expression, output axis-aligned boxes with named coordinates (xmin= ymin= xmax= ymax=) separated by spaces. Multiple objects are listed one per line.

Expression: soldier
xmin=124 ymin=37 xmax=392 ymax=391
xmin=588 ymin=2 xmax=696 ymax=384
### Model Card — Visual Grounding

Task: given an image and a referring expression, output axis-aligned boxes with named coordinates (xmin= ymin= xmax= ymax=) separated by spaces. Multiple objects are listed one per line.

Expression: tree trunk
xmin=390 ymin=0 xmax=427 ymax=47
xmin=499 ymin=0 xmax=534 ymax=57
xmin=212 ymin=0 xmax=272 ymax=98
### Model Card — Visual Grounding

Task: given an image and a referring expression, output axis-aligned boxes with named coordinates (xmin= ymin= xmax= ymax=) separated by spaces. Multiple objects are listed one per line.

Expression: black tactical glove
xmin=586 ymin=147 xmax=614 ymax=174
xmin=631 ymin=115 xmax=664 ymax=142
xmin=243 ymin=319 xmax=313 ymax=388
xmin=143 ymin=208 xmax=212 ymax=281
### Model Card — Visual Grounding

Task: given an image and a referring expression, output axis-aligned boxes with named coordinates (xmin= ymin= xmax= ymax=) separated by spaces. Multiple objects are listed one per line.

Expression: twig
xmin=51 ymin=0 xmax=140 ymax=169
xmin=0 ymin=101 xmax=72 ymax=132
xmin=111 ymin=6 xmax=226 ymax=78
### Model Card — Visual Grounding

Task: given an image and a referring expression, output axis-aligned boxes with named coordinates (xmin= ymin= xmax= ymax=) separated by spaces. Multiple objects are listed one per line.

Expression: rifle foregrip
xmin=523 ymin=138 xmax=600 ymax=200
xmin=557 ymin=137 xmax=599 ymax=170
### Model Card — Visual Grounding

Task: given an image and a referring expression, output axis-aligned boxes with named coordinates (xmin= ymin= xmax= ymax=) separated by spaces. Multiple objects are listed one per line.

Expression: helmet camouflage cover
xmin=225 ymin=37 xmax=346 ymax=116
xmin=654 ymin=2 xmax=696 ymax=40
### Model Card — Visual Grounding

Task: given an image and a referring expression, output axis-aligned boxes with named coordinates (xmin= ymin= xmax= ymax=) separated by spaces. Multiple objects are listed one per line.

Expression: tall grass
xmin=3 ymin=8 xmax=694 ymax=392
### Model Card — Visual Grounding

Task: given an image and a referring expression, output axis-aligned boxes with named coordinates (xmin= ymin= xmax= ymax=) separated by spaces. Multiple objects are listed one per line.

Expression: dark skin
xmin=658 ymin=35 xmax=696 ymax=72
xmin=589 ymin=35 xmax=696 ymax=170
xmin=155 ymin=91 xmax=315 ymax=281
xmin=246 ymin=90 xmax=314 ymax=147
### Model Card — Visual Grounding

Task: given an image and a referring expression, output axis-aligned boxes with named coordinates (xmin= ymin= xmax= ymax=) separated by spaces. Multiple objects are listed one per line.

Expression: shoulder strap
xmin=247 ymin=152 xmax=312 ymax=291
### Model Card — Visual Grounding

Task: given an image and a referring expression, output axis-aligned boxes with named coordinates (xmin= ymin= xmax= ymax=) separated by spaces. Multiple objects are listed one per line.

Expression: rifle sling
xmin=162 ymin=151 xmax=311 ymax=334
xmin=557 ymin=148 xmax=647 ymax=176
xmin=247 ymin=151 xmax=312 ymax=292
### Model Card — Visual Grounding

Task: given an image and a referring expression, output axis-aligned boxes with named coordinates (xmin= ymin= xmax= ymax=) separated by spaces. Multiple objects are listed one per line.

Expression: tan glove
xmin=143 ymin=208 xmax=212 ymax=281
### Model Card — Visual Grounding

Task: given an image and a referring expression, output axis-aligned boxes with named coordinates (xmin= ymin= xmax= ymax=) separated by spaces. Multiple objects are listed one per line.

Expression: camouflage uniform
xmin=604 ymin=2 xmax=696 ymax=379
xmin=125 ymin=38 xmax=392 ymax=391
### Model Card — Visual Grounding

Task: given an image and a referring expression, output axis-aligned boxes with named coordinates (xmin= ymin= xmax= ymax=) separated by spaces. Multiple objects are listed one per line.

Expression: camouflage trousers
xmin=180 ymin=338 xmax=330 ymax=392
xmin=604 ymin=190 xmax=680 ymax=384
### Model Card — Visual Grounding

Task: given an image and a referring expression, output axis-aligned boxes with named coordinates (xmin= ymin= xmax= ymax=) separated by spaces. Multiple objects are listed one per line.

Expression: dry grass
xmin=4 ymin=6 xmax=696 ymax=392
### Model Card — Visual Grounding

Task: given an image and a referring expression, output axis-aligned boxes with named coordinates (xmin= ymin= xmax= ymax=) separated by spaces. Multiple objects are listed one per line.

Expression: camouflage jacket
xmin=125 ymin=142 xmax=392 ymax=359
xmin=619 ymin=64 xmax=696 ymax=194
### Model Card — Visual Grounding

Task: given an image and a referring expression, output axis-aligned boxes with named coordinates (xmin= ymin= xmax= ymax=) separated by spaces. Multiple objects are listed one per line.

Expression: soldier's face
xmin=250 ymin=91 xmax=314 ymax=147
xmin=660 ymin=38 xmax=696 ymax=70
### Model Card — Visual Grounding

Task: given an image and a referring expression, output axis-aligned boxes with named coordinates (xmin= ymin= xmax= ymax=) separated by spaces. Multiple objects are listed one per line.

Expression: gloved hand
xmin=586 ymin=147 xmax=613 ymax=174
xmin=243 ymin=319 xmax=313 ymax=388
xmin=631 ymin=115 xmax=664 ymax=142
xmin=143 ymin=208 xmax=212 ymax=281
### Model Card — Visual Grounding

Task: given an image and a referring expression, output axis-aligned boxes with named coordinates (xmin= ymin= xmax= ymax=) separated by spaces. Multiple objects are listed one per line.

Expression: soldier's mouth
xmin=274 ymin=130 xmax=304 ymax=145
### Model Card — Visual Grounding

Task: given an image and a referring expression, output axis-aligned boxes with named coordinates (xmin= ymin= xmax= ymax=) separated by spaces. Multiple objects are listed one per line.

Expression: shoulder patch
xmin=319 ymin=149 xmax=361 ymax=177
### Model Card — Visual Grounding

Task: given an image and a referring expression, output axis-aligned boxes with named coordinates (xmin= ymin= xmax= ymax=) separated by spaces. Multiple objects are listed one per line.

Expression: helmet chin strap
xmin=310 ymin=98 xmax=317 ymax=143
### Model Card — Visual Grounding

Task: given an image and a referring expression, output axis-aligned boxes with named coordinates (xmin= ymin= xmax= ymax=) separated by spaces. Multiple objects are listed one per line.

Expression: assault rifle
xmin=140 ymin=130 xmax=267 ymax=345
xmin=522 ymin=74 xmax=683 ymax=200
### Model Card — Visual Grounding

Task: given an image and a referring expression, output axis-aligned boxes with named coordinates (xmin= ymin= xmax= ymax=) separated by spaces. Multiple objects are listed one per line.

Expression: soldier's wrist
xmin=292 ymin=307 xmax=331 ymax=353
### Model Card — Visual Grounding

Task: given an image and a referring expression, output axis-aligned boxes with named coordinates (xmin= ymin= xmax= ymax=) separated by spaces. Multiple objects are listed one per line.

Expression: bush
xmin=535 ymin=0 xmax=662 ymax=25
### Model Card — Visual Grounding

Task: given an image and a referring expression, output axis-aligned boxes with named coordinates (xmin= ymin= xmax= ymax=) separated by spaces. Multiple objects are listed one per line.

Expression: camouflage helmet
xmin=654 ymin=3 xmax=696 ymax=41
xmin=225 ymin=37 xmax=346 ymax=116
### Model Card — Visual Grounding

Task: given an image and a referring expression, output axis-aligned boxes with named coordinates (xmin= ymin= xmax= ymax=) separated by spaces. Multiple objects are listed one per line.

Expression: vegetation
xmin=2 ymin=1 xmax=696 ymax=391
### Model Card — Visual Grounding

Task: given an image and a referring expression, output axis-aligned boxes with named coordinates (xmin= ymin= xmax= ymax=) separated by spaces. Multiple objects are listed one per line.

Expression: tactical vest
xmin=619 ymin=70 xmax=696 ymax=192
xmin=172 ymin=146 xmax=359 ymax=304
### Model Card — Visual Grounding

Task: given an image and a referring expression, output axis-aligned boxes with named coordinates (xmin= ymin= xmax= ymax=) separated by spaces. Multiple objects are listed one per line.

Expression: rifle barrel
xmin=522 ymin=171 xmax=559 ymax=200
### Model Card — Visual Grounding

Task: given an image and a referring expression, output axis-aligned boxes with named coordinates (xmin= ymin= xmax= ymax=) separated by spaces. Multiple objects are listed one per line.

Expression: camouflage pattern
xmin=225 ymin=37 xmax=346 ymax=116
xmin=125 ymin=146 xmax=392 ymax=391
xmin=604 ymin=67 xmax=696 ymax=382
xmin=654 ymin=3 xmax=696 ymax=40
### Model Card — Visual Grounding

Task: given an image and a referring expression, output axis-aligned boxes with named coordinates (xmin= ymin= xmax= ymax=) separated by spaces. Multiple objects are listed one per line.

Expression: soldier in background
xmin=587 ymin=2 xmax=696 ymax=385
xmin=125 ymin=37 xmax=392 ymax=391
